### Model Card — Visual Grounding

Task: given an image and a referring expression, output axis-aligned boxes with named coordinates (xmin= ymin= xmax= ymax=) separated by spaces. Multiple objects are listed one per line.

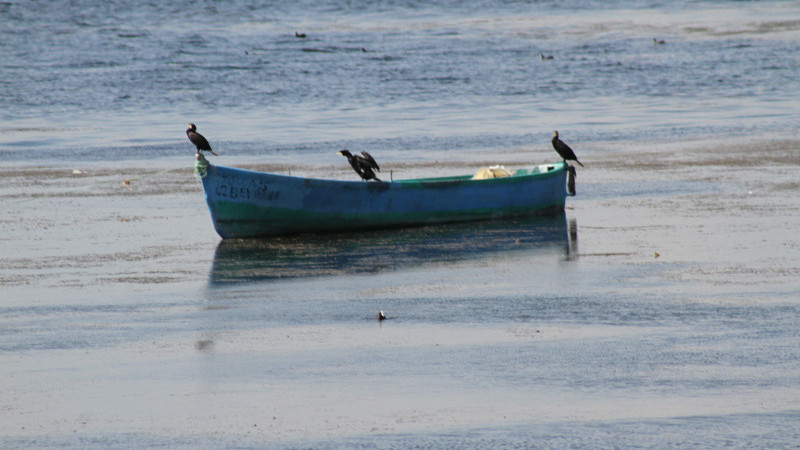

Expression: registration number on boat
xmin=215 ymin=178 xmax=279 ymax=201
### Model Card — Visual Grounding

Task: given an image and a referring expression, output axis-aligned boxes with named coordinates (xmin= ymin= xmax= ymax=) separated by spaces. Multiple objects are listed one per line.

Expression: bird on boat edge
xmin=339 ymin=149 xmax=382 ymax=181
xmin=551 ymin=131 xmax=584 ymax=167
xmin=186 ymin=123 xmax=218 ymax=156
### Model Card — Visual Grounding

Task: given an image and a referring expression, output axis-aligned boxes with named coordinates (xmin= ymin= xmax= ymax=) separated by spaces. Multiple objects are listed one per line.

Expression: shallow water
xmin=3 ymin=135 xmax=800 ymax=447
xmin=2 ymin=0 xmax=800 ymax=447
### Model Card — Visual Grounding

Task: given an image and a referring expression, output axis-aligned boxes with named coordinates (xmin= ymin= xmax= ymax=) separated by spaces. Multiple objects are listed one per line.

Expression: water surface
xmin=1 ymin=0 xmax=800 ymax=447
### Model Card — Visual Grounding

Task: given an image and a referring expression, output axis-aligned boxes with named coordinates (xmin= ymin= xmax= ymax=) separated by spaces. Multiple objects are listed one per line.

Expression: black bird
xmin=338 ymin=149 xmax=381 ymax=181
xmin=540 ymin=52 xmax=554 ymax=60
xmin=186 ymin=123 xmax=218 ymax=156
xmin=551 ymin=131 xmax=584 ymax=167
xmin=295 ymin=31 xmax=306 ymax=38
xmin=653 ymin=38 xmax=665 ymax=45
xmin=359 ymin=150 xmax=380 ymax=172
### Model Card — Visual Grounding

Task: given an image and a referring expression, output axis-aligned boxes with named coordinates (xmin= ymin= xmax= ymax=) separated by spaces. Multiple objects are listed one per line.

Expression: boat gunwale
xmin=204 ymin=161 xmax=568 ymax=188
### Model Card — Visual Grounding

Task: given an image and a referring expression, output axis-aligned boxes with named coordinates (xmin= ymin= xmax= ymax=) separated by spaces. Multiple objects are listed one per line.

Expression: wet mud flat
xmin=1 ymin=135 xmax=799 ymax=448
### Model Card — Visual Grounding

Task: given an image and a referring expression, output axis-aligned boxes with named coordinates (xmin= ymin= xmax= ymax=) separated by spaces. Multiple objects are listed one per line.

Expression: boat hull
xmin=198 ymin=162 xmax=569 ymax=238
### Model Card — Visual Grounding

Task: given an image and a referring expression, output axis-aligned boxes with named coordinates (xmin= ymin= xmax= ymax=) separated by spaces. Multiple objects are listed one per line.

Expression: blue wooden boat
xmin=195 ymin=155 xmax=573 ymax=239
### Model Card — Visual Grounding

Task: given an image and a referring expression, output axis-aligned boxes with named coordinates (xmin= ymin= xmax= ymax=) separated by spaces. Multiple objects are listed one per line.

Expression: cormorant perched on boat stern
xmin=339 ymin=149 xmax=381 ymax=181
xmin=551 ymin=131 xmax=583 ymax=167
xmin=186 ymin=123 xmax=218 ymax=156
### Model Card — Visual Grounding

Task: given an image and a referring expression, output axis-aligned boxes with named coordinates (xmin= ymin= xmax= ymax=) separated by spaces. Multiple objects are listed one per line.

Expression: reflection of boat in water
xmin=195 ymin=156 xmax=572 ymax=239
xmin=210 ymin=213 xmax=573 ymax=284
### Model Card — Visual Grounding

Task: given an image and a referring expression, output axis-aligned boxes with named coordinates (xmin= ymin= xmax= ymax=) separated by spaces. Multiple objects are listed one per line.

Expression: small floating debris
xmin=194 ymin=339 xmax=214 ymax=351
xmin=654 ymin=252 xmax=661 ymax=259
xmin=122 ymin=179 xmax=131 ymax=188
xmin=72 ymin=169 xmax=84 ymax=175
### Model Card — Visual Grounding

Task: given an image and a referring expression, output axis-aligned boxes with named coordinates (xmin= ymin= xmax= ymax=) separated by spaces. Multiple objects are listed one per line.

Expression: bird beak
xmin=338 ymin=151 xmax=343 ymax=156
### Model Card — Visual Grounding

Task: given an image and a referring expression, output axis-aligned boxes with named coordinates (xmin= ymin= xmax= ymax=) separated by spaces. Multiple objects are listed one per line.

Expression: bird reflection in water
xmin=567 ymin=218 xmax=579 ymax=260
xmin=208 ymin=213 xmax=577 ymax=284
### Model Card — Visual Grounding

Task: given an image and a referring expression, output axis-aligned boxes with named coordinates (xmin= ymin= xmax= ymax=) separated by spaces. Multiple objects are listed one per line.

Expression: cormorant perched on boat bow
xmin=551 ymin=131 xmax=583 ymax=167
xmin=339 ymin=149 xmax=381 ymax=181
xmin=186 ymin=123 xmax=218 ymax=156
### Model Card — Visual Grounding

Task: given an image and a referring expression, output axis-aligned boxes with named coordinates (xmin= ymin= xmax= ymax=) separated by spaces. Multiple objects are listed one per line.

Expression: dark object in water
xmin=186 ymin=123 xmax=218 ymax=156
xmin=295 ymin=31 xmax=306 ymax=38
xmin=653 ymin=38 xmax=666 ymax=45
xmin=567 ymin=165 xmax=576 ymax=196
xmin=377 ymin=311 xmax=386 ymax=321
xmin=540 ymin=53 xmax=554 ymax=60
xmin=551 ymin=131 xmax=583 ymax=167
xmin=338 ymin=149 xmax=381 ymax=181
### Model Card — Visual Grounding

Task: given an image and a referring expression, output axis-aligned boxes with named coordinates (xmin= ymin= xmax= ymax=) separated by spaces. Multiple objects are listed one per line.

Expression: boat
xmin=195 ymin=155 xmax=574 ymax=239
